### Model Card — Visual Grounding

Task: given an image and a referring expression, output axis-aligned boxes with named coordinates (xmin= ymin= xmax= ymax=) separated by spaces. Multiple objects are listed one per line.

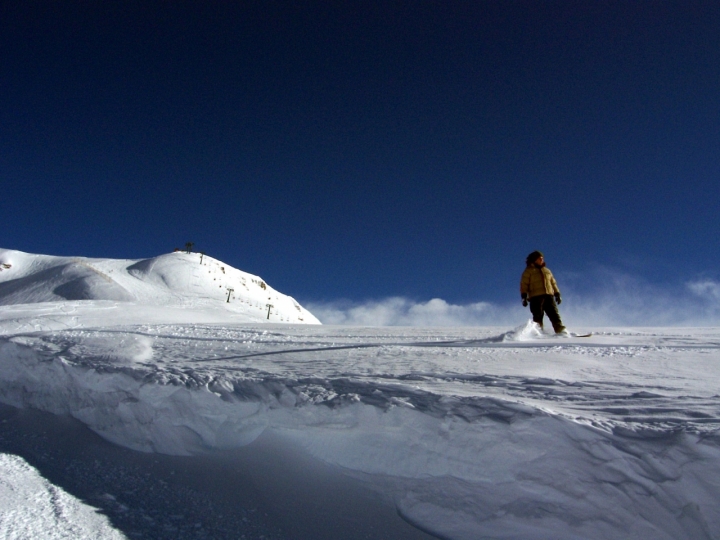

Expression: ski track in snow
xmin=1 ymin=310 xmax=720 ymax=539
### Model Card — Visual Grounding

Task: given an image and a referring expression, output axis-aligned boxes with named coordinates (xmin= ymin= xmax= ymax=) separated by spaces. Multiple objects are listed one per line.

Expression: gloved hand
xmin=554 ymin=293 xmax=562 ymax=305
xmin=521 ymin=293 xmax=528 ymax=307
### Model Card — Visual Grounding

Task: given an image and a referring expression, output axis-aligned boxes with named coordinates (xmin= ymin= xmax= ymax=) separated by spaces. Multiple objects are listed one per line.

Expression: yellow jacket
xmin=520 ymin=265 xmax=560 ymax=298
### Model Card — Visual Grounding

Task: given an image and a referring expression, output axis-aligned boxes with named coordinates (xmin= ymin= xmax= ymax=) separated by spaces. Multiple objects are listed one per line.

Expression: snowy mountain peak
xmin=0 ymin=248 xmax=320 ymax=324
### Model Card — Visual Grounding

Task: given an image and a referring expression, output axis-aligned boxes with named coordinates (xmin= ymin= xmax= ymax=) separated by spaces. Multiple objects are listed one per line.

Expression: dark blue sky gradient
xmin=2 ymin=1 xmax=719 ymax=303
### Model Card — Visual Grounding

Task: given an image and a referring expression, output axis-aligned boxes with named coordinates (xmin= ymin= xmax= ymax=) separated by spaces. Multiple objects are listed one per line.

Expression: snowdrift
xmin=0 ymin=452 xmax=126 ymax=539
xmin=1 ymin=304 xmax=720 ymax=539
xmin=0 ymin=248 xmax=320 ymax=324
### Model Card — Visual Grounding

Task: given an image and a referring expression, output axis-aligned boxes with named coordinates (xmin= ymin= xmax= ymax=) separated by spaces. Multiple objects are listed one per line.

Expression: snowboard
xmin=554 ymin=331 xmax=593 ymax=338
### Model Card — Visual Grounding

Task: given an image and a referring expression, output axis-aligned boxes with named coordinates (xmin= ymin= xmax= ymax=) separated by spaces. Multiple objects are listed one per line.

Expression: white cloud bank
xmin=307 ymin=277 xmax=720 ymax=328
xmin=307 ymin=297 xmax=519 ymax=327
xmin=687 ymin=279 xmax=720 ymax=301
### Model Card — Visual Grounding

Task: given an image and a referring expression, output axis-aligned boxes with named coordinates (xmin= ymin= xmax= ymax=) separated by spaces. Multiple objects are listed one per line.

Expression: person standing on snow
xmin=520 ymin=251 xmax=566 ymax=334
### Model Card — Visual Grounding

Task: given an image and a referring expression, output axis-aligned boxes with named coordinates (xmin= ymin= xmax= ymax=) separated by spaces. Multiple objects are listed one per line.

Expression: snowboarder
xmin=520 ymin=251 xmax=566 ymax=334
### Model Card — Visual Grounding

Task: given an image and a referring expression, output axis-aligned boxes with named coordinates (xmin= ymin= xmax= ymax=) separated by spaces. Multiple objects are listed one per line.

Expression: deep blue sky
xmin=2 ymin=1 xmax=719 ymax=304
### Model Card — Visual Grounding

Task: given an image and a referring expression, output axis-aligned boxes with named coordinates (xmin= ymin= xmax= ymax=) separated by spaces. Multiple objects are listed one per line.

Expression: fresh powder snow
xmin=1 ymin=248 xmax=719 ymax=539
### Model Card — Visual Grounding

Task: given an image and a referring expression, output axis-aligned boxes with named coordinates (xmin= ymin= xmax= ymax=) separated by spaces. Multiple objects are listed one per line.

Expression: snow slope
xmin=0 ymin=248 xmax=320 ymax=325
xmin=1 ymin=249 xmax=720 ymax=539
xmin=0 ymin=453 xmax=127 ymax=540
xmin=1 ymin=299 xmax=720 ymax=539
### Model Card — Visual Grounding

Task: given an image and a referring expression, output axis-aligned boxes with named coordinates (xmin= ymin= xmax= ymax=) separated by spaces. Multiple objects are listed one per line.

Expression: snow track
xmin=1 ymin=311 xmax=720 ymax=539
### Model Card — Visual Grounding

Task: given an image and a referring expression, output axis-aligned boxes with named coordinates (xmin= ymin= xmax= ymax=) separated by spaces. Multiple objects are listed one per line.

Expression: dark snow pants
xmin=529 ymin=294 xmax=564 ymax=333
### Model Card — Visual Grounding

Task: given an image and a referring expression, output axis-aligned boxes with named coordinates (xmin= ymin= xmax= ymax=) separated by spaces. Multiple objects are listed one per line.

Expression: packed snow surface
xmin=1 ymin=249 xmax=720 ymax=539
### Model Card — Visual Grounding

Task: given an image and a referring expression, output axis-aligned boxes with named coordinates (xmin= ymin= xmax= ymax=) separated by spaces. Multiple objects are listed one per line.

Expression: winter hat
xmin=526 ymin=250 xmax=544 ymax=266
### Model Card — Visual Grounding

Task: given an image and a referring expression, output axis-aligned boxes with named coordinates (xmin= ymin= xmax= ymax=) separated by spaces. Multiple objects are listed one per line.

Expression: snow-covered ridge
xmin=0 ymin=248 xmax=320 ymax=325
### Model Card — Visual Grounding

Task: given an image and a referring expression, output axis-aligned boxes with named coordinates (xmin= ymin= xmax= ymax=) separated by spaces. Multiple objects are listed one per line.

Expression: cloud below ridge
xmin=307 ymin=277 xmax=720 ymax=328
xmin=306 ymin=297 xmax=517 ymax=327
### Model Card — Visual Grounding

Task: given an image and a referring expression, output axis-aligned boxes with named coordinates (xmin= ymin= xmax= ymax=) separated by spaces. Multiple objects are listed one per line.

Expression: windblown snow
xmin=1 ymin=248 xmax=720 ymax=540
